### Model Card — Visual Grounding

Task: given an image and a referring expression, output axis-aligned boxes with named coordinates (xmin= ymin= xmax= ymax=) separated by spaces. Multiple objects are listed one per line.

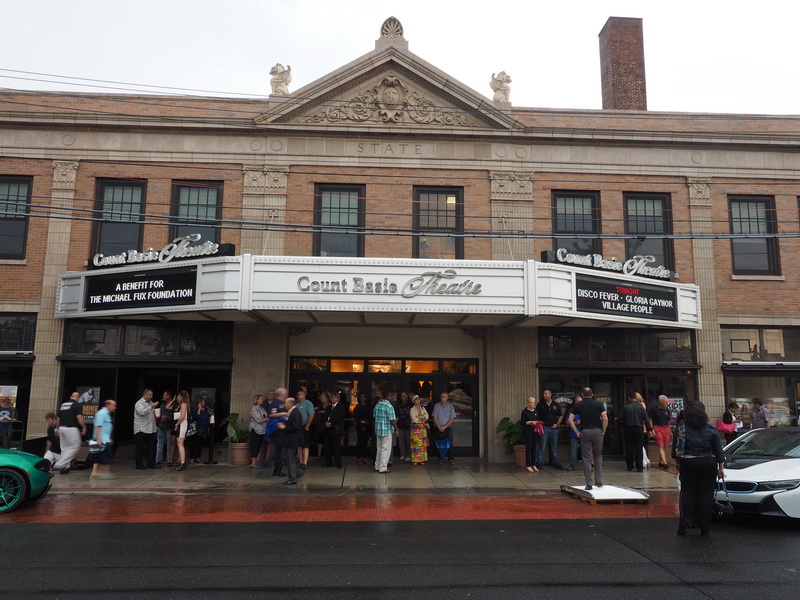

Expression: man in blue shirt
xmin=373 ymin=394 xmax=397 ymax=473
xmin=294 ymin=389 xmax=315 ymax=469
xmin=432 ymin=392 xmax=457 ymax=465
xmin=90 ymin=399 xmax=117 ymax=479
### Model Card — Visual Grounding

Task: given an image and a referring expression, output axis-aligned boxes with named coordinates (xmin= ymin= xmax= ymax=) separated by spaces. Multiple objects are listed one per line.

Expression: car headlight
xmin=756 ymin=480 xmax=800 ymax=491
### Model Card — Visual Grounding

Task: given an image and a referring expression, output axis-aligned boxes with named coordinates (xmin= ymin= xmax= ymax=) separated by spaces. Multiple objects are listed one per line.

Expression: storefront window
xmin=642 ymin=331 xmax=693 ymax=363
xmin=539 ymin=331 xmax=588 ymax=362
xmin=292 ymin=358 xmax=328 ymax=371
xmin=443 ymin=360 xmax=477 ymax=374
xmin=590 ymin=331 xmax=640 ymax=362
xmin=725 ymin=375 xmax=794 ymax=426
xmin=722 ymin=327 xmax=800 ymax=362
xmin=330 ymin=359 xmax=363 ymax=373
xmin=405 ymin=360 xmax=438 ymax=373
xmin=64 ymin=322 xmax=232 ymax=358
xmin=367 ymin=360 xmax=401 ymax=373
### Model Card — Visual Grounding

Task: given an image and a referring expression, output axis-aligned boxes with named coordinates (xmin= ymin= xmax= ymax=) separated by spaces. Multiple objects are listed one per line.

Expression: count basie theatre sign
xmin=543 ymin=249 xmax=673 ymax=280
xmin=91 ymin=233 xmax=231 ymax=269
xmin=296 ymin=269 xmax=483 ymax=298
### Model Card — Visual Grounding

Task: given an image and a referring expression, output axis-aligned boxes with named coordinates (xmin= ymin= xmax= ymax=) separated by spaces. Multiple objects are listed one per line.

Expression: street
xmin=2 ymin=490 xmax=800 ymax=599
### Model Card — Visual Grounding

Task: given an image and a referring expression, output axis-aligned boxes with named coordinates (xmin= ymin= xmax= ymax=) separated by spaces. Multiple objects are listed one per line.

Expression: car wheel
xmin=0 ymin=468 xmax=30 ymax=513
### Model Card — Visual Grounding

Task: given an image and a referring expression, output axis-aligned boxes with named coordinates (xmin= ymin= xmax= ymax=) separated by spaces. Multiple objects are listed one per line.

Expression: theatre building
xmin=1 ymin=17 xmax=799 ymax=461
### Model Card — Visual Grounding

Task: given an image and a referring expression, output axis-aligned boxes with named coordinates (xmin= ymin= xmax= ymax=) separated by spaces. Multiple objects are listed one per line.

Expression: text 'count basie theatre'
xmin=297 ymin=270 xmax=483 ymax=298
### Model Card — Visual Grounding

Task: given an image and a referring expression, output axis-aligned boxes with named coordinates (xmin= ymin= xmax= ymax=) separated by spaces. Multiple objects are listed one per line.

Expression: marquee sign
xmin=542 ymin=249 xmax=673 ymax=280
xmin=575 ymin=274 xmax=678 ymax=321
xmin=84 ymin=266 xmax=198 ymax=311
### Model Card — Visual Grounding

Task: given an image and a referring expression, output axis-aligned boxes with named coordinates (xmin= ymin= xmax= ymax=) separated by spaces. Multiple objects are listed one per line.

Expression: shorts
xmin=300 ymin=429 xmax=312 ymax=448
xmin=94 ymin=444 xmax=114 ymax=465
xmin=653 ymin=425 xmax=671 ymax=447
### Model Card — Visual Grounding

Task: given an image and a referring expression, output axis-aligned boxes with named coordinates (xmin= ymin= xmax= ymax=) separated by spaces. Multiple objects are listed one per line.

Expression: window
xmin=314 ymin=185 xmax=364 ymax=257
xmin=552 ymin=191 xmax=599 ymax=255
xmin=0 ymin=314 xmax=36 ymax=353
xmin=172 ymin=181 xmax=222 ymax=244
xmin=94 ymin=180 xmax=145 ymax=257
xmin=413 ymin=187 xmax=463 ymax=259
xmin=625 ymin=193 xmax=672 ymax=269
xmin=729 ymin=196 xmax=778 ymax=275
xmin=0 ymin=177 xmax=32 ymax=259
xmin=722 ymin=327 xmax=800 ymax=362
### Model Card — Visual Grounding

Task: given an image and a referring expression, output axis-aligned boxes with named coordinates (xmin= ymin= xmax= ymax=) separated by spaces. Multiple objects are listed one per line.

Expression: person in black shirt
xmin=620 ymin=390 xmax=653 ymax=472
xmin=568 ymin=388 xmax=608 ymax=490
xmin=54 ymin=392 xmax=87 ymax=474
xmin=519 ymin=397 xmax=542 ymax=473
xmin=536 ymin=390 xmax=564 ymax=469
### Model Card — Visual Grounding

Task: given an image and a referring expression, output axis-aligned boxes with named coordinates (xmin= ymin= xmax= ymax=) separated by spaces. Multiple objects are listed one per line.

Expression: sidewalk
xmin=50 ymin=447 xmax=679 ymax=494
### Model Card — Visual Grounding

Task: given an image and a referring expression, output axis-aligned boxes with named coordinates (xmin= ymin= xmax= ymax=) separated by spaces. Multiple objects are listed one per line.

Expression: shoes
xmin=322 ymin=464 xmax=331 ymax=468
xmin=554 ymin=465 xmax=565 ymax=470
xmin=586 ymin=485 xmax=593 ymax=490
xmin=153 ymin=462 xmax=161 ymax=467
xmin=59 ymin=468 xmax=70 ymax=475
xmin=282 ymin=480 xmax=297 ymax=485
xmin=300 ymin=464 xmax=308 ymax=470
xmin=677 ymin=526 xmax=687 ymax=536
xmin=398 ymin=456 xmax=405 ymax=461
xmin=148 ymin=465 xmax=161 ymax=469
xmin=533 ymin=466 xmax=539 ymax=472
xmin=526 ymin=466 xmax=535 ymax=472
xmin=404 ymin=457 xmax=411 ymax=462
xmin=438 ymin=460 xmax=444 ymax=464
xmin=379 ymin=469 xmax=392 ymax=473
xmin=449 ymin=459 xmax=455 ymax=465
xmin=566 ymin=466 xmax=575 ymax=471
xmin=175 ymin=463 xmax=185 ymax=472
xmin=192 ymin=459 xmax=203 ymax=464
xmin=626 ymin=468 xmax=634 ymax=472
xmin=636 ymin=468 xmax=643 ymax=473
xmin=272 ymin=472 xmax=287 ymax=478
xmin=314 ymin=456 xmax=322 ymax=461
xmin=166 ymin=462 xmax=173 ymax=467
xmin=659 ymin=462 xmax=669 ymax=468
xmin=597 ymin=483 xmax=603 ymax=488
xmin=250 ymin=464 xmax=257 ymax=468
xmin=136 ymin=466 xmax=146 ymax=470
xmin=89 ymin=474 xmax=99 ymax=478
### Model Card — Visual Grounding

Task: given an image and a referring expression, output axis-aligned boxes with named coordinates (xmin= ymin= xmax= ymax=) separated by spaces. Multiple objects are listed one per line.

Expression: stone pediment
xmin=259 ymin=46 xmax=520 ymax=131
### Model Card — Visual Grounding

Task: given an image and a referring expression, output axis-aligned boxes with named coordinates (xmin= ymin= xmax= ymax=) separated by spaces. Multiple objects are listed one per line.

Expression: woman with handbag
xmin=676 ymin=401 xmax=725 ymax=537
xmin=173 ymin=390 xmax=191 ymax=471
xmin=409 ymin=395 xmax=429 ymax=466
xmin=719 ymin=402 xmax=741 ymax=444
xmin=520 ymin=396 xmax=543 ymax=473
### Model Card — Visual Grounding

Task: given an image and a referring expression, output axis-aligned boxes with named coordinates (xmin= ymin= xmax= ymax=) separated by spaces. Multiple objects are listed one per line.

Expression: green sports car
xmin=0 ymin=449 xmax=53 ymax=514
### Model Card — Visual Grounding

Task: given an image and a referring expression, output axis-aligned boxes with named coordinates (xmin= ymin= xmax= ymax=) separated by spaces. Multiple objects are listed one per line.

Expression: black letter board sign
xmin=84 ymin=266 xmax=198 ymax=312
xmin=575 ymin=274 xmax=678 ymax=322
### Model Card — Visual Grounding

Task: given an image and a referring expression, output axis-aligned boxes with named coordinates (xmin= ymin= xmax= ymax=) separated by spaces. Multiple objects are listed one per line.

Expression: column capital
xmin=490 ymin=171 xmax=534 ymax=201
xmin=243 ymin=166 xmax=288 ymax=193
xmin=686 ymin=177 xmax=712 ymax=206
xmin=52 ymin=161 xmax=79 ymax=190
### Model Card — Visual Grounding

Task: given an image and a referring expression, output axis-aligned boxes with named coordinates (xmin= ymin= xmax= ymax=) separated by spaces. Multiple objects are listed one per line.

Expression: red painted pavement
xmin=3 ymin=490 xmax=679 ymax=524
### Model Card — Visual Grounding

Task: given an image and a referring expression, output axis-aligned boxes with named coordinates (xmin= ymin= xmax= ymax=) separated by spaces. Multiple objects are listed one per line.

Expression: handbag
xmin=716 ymin=419 xmax=736 ymax=434
xmin=713 ymin=476 xmax=735 ymax=517
xmin=673 ymin=423 xmax=686 ymax=459
xmin=185 ymin=414 xmax=198 ymax=437
xmin=533 ymin=423 xmax=544 ymax=435
xmin=88 ymin=440 xmax=105 ymax=453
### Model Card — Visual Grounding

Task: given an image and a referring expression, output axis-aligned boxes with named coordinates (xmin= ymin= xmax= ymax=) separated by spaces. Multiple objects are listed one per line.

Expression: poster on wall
xmin=0 ymin=386 xmax=17 ymax=407
xmin=76 ymin=385 xmax=101 ymax=425
xmin=667 ymin=397 xmax=684 ymax=425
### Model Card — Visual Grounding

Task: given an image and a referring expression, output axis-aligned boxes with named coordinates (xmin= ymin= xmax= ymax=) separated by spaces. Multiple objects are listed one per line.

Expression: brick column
xmin=27 ymin=161 xmax=79 ymax=438
xmin=490 ymin=172 xmax=534 ymax=261
xmin=687 ymin=177 xmax=725 ymax=414
xmin=241 ymin=166 xmax=288 ymax=255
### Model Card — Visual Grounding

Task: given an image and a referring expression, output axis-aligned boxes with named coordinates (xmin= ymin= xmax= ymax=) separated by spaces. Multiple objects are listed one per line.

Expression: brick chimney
xmin=599 ymin=17 xmax=647 ymax=110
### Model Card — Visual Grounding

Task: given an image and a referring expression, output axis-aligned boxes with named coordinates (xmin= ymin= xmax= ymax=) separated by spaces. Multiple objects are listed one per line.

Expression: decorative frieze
xmin=687 ymin=177 xmax=711 ymax=206
xmin=302 ymin=73 xmax=477 ymax=127
xmin=52 ymin=161 xmax=78 ymax=189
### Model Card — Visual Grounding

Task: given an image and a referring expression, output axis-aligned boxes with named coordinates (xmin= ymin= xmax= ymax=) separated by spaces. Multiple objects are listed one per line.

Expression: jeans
xmin=537 ymin=426 xmax=562 ymax=468
xmin=156 ymin=427 xmax=172 ymax=463
xmin=569 ymin=436 xmax=581 ymax=469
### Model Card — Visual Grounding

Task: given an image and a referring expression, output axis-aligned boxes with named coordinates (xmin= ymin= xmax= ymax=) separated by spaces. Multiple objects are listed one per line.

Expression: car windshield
xmin=726 ymin=429 xmax=800 ymax=458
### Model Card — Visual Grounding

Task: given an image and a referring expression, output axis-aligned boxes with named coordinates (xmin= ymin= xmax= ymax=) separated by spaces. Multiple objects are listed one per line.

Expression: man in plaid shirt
xmin=373 ymin=394 xmax=397 ymax=474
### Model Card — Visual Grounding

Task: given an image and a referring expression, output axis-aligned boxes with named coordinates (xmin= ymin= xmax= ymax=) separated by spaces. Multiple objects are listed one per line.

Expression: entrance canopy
xmin=56 ymin=256 xmax=701 ymax=329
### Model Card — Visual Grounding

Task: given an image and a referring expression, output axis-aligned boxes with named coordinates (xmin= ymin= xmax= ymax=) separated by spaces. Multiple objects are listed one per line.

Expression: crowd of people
xmin=246 ymin=387 xmax=458 ymax=482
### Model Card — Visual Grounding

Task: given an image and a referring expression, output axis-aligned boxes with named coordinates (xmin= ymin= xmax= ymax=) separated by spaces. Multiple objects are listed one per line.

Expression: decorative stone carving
xmin=51 ymin=161 xmax=78 ymax=189
xmin=269 ymin=64 xmax=292 ymax=96
xmin=381 ymin=16 xmax=404 ymax=38
xmin=490 ymin=172 xmax=533 ymax=201
xmin=243 ymin=166 xmax=288 ymax=192
xmin=490 ymin=72 xmax=512 ymax=103
xmin=687 ymin=178 xmax=711 ymax=205
xmin=302 ymin=73 xmax=477 ymax=127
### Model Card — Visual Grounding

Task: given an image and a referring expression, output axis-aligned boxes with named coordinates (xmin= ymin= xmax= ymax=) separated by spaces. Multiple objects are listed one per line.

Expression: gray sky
xmin=2 ymin=0 xmax=798 ymax=115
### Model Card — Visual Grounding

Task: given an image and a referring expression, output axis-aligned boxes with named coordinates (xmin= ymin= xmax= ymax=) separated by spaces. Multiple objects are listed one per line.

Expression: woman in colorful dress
xmin=409 ymin=395 xmax=429 ymax=465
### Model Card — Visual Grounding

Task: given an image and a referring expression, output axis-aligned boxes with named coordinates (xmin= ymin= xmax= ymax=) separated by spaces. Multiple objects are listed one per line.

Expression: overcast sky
xmin=1 ymin=0 xmax=798 ymax=115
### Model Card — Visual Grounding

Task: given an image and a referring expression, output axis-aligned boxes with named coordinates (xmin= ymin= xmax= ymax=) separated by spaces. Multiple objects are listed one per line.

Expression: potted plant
xmin=220 ymin=413 xmax=251 ymax=465
xmin=496 ymin=416 xmax=526 ymax=467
